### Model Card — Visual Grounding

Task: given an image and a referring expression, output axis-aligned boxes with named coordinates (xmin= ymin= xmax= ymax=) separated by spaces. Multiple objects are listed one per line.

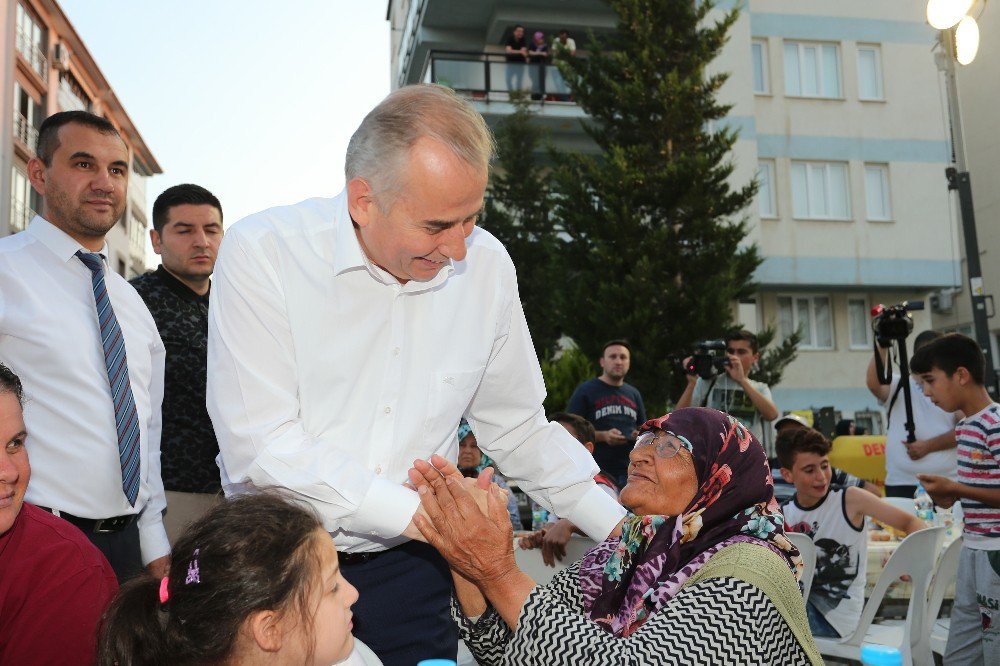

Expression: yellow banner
xmin=829 ymin=435 xmax=887 ymax=488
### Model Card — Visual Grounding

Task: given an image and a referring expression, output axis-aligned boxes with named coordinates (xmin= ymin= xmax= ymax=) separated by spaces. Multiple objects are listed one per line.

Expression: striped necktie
xmin=77 ymin=251 xmax=141 ymax=506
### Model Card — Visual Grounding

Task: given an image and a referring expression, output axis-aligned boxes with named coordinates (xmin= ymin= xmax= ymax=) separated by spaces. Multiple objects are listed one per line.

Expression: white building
xmin=387 ymin=0 xmax=958 ymax=432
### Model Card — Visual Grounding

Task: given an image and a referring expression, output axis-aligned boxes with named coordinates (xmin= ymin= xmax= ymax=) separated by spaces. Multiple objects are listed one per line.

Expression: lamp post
xmin=929 ymin=0 xmax=998 ymax=395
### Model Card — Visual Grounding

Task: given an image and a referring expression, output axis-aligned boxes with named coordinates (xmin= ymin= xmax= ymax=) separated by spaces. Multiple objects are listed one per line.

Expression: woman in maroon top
xmin=0 ymin=363 xmax=118 ymax=665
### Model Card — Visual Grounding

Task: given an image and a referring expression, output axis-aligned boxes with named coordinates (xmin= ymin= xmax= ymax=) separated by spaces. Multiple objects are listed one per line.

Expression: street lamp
xmin=928 ymin=0 xmax=998 ymax=395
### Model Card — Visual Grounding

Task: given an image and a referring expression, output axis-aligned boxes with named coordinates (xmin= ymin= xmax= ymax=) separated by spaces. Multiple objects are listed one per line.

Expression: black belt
xmin=39 ymin=507 xmax=137 ymax=534
xmin=339 ymin=542 xmax=406 ymax=566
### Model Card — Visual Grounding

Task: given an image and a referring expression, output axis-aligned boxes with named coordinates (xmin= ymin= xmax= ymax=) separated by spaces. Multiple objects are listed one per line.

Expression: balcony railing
xmin=15 ymin=28 xmax=47 ymax=79
xmin=9 ymin=201 xmax=36 ymax=234
xmin=428 ymin=50 xmax=575 ymax=104
xmin=13 ymin=112 xmax=38 ymax=152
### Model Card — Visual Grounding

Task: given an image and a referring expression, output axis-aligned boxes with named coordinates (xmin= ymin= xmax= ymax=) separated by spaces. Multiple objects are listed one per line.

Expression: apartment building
xmin=387 ymin=0 xmax=957 ymax=431
xmin=0 ymin=0 xmax=161 ymax=277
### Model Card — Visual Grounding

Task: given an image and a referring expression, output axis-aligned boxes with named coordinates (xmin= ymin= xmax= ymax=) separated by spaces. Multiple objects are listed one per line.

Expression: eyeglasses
xmin=633 ymin=431 xmax=684 ymax=459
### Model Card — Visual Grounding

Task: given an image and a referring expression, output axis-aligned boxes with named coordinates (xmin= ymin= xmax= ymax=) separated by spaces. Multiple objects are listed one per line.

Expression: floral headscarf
xmin=579 ymin=407 xmax=800 ymax=637
xmin=456 ymin=421 xmax=494 ymax=474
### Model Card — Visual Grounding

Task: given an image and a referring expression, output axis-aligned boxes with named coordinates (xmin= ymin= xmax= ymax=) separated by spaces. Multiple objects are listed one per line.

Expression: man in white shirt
xmin=0 ymin=111 xmax=169 ymax=581
xmin=866 ymin=330 xmax=958 ymax=497
xmin=207 ymin=84 xmax=626 ymax=666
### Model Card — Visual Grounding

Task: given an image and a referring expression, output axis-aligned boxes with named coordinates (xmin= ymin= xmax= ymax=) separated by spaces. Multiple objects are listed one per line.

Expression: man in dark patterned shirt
xmin=130 ymin=184 xmax=224 ymax=543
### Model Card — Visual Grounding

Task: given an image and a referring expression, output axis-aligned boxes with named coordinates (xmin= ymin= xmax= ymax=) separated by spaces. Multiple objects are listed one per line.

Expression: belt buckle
xmin=93 ymin=515 xmax=128 ymax=533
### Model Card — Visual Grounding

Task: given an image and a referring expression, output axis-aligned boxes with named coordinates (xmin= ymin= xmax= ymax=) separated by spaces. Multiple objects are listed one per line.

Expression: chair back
xmin=882 ymin=497 xmax=918 ymax=515
xmin=845 ymin=527 xmax=945 ymax=663
xmin=785 ymin=531 xmax=817 ymax=599
xmin=926 ymin=536 xmax=962 ymax=625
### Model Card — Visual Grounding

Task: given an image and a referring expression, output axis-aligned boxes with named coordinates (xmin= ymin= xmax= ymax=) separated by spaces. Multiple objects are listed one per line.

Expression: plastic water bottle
xmin=935 ymin=503 xmax=955 ymax=540
xmin=861 ymin=643 xmax=902 ymax=666
xmin=914 ymin=484 xmax=935 ymax=523
xmin=531 ymin=501 xmax=548 ymax=531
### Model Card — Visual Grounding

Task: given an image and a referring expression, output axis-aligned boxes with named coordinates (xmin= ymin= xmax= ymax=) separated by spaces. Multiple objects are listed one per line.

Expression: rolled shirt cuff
xmin=564 ymin=484 xmax=627 ymax=542
xmin=347 ymin=477 xmax=422 ymax=541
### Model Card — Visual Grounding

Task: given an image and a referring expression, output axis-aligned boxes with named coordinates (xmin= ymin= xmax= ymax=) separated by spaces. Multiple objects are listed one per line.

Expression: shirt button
xmin=392 ymin=347 xmax=400 ymax=356
xmin=384 ymin=406 xmax=391 ymax=415
xmin=375 ymin=465 xmax=382 ymax=475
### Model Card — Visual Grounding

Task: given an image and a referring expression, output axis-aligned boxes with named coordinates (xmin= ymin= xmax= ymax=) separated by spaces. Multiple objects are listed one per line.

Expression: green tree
xmin=482 ymin=93 xmax=563 ymax=357
xmin=550 ymin=0 xmax=761 ymax=405
xmin=750 ymin=325 xmax=802 ymax=388
xmin=539 ymin=345 xmax=596 ymax=415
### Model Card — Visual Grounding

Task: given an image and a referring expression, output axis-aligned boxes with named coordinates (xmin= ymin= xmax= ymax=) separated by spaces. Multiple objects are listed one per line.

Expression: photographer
xmin=865 ymin=330 xmax=958 ymax=498
xmin=676 ymin=330 xmax=779 ymax=455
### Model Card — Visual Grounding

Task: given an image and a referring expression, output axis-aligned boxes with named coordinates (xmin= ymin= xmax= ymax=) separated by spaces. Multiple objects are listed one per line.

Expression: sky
xmin=59 ymin=0 xmax=392 ymax=227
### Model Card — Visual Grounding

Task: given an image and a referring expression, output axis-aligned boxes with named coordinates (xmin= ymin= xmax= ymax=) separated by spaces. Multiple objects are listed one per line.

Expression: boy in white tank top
xmin=778 ymin=428 xmax=926 ymax=638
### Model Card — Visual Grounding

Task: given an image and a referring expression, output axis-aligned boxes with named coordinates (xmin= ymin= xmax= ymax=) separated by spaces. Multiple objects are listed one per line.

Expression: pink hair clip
xmin=158 ymin=576 xmax=170 ymax=604
xmin=186 ymin=548 xmax=201 ymax=585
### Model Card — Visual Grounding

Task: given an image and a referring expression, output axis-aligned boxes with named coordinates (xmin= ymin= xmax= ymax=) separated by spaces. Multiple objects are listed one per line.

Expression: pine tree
xmin=550 ymin=0 xmax=761 ymax=405
xmin=482 ymin=93 xmax=563 ymax=357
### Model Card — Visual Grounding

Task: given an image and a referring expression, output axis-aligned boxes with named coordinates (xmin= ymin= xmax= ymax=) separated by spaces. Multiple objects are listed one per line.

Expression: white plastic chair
xmin=813 ymin=526 xmax=945 ymax=666
xmin=928 ymin=536 xmax=963 ymax=657
xmin=882 ymin=497 xmax=918 ymax=515
xmin=786 ymin=531 xmax=817 ymax=600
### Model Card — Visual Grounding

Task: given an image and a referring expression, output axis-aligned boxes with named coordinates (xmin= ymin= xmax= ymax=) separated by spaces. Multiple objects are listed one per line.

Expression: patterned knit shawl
xmin=579 ymin=407 xmax=800 ymax=637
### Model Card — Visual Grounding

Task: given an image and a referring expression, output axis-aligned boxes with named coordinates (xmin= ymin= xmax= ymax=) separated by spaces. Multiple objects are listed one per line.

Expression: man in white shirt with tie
xmin=0 ymin=111 xmax=169 ymax=581
xmin=207 ymin=84 xmax=626 ymax=666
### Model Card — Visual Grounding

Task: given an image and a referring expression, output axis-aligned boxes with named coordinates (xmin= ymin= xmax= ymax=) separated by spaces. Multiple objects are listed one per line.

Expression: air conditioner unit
xmin=53 ymin=43 xmax=70 ymax=71
xmin=930 ymin=289 xmax=955 ymax=314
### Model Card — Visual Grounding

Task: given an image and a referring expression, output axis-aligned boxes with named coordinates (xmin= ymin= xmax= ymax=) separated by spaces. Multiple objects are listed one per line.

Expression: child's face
xmin=917 ymin=367 xmax=963 ymax=412
xmin=780 ymin=451 xmax=831 ymax=503
xmin=305 ymin=532 xmax=359 ymax=665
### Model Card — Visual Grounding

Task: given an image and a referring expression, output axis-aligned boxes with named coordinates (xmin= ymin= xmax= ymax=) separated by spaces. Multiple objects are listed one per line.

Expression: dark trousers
xmin=82 ymin=521 xmax=143 ymax=584
xmin=885 ymin=484 xmax=918 ymax=499
xmin=340 ymin=540 xmax=458 ymax=666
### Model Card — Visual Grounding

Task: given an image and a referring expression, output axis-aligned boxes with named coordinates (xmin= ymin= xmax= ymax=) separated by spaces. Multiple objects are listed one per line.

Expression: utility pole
xmin=937 ymin=26 xmax=999 ymax=396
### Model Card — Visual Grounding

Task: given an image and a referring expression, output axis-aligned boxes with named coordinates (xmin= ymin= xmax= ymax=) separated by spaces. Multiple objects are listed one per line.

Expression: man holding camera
xmin=865 ymin=330 xmax=958 ymax=498
xmin=676 ymin=330 xmax=779 ymax=455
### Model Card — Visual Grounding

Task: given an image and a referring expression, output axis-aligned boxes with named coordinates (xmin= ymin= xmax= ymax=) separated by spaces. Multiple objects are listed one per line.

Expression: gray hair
xmin=345 ymin=84 xmax=495 ymax=209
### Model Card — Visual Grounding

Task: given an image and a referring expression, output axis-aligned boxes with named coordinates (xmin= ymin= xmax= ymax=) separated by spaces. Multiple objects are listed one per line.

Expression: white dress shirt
xmin=207 ymin=191 xmax=626 ymax=553
xmin=0 ymin=217 xmax=169 ymax=563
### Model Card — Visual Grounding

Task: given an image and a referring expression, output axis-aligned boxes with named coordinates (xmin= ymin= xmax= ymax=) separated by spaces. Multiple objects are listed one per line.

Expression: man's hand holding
xmin=725 ymin=353 xmax=747 ymax=384
xmin=916 ymin=474 xmax=958 ymax=508
xmin=541 ymin=518 xmax=574 ymax=567
xmin=599 ymin=428 xmax=628 ymax=446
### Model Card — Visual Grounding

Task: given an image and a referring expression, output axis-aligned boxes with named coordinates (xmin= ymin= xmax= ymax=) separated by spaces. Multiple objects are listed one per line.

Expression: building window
xmin=15 ymin=2 xmax=47 ymax=78
xmin=757 ymin=160 xmax=777 ymax=218
xmin=857 ymin=44 xmax=884 ymax=101
xmin=847 ymin=298 xmax=871 ymax=349
xmin=752 ymin=39 xmax=769 ymax=94
xmin=12 ymin=82 xmax=42 ymax=151
xmin=58 ymin=72 xmax=91 ymax=113
xmin=783 ymin=41 xmax=841 ymax=98
xmin=778 ymin=295 xmax=834 ymax=349
xmin=864 ymin=164 xmax=892 ymax=221
xmin=9 ymin=167 xmax=34 ymax=233
xmin=790 ymin=161 xmax=850 ymax=220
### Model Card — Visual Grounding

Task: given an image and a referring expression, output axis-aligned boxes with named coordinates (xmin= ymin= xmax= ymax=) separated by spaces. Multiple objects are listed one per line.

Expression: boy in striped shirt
xmin=912 ymin=332 xmax=1000 ymax=665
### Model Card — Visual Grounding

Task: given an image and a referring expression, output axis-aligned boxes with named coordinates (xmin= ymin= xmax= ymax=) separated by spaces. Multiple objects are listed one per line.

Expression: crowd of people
xmin=0 ymin=79 xmax=998 ymax=666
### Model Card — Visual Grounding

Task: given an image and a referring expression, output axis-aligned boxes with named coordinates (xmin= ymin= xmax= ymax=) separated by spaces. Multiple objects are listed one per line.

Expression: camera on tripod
xmin=870 ymin=301 xmax=924 ymax=344
xmin=683 ymin=340 xmax=731 ymax=380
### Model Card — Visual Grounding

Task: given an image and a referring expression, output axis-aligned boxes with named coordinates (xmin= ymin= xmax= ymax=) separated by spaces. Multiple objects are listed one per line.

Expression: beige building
xmin=0 ymin=0 xmax=161 ymax=277
xmin=946 ymin=6 xmax=1000 ymax=365
xmin=387 ymin=0 xmax=958 ymax=432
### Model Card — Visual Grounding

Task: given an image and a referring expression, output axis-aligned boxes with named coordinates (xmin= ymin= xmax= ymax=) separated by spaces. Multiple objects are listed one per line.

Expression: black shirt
xmin=505 ymin=35 xmax=528 ymax=62
xmin=130 ymin=266 xmax=220 ymax=493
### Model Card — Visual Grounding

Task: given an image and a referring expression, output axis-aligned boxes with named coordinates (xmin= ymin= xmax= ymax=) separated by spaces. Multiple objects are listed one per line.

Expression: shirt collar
xmin=154 ymin=265 xmax=210 ymax=304
xmin=330 ymin=189 xmax=455 ymax=293
xmin=26 ymin=215 xmax=110 ymax=264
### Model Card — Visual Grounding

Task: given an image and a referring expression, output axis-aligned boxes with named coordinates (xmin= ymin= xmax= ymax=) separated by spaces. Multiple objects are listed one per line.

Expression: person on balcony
xmin=504 ymin=24 xmax=529 ymax=94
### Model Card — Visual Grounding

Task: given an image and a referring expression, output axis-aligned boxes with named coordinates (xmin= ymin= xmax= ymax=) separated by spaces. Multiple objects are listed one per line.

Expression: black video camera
xmin=684 ymin=340 xmax=731 ymax=380
xmin=871 ymin=301 xmax=924 ymax=344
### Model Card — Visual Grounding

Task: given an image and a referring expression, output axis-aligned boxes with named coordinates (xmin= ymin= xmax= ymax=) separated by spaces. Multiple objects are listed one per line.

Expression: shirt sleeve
xmin=690 ymin=378 xmax=707 ymax=408
xmin=138 ymin=332 xmax=170 ymax=564
xmin=566 ymin=384 xmax=588 ymax=418
xmin=206 ymin=230 xmax=418 ymax=539
xmin=467 ymin=275 xmax=625 ymax=543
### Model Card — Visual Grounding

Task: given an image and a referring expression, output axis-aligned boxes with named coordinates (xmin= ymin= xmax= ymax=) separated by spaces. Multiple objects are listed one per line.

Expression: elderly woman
xmin=457 ymin=422 xmax=522 ymax=530
xmin=410 ymin=408 xmax=822 ymax=665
